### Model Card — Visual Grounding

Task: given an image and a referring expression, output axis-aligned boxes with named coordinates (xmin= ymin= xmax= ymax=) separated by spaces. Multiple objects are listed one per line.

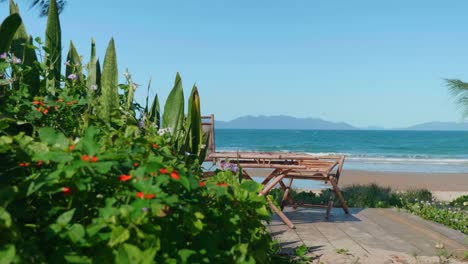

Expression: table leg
xmin=261 ymin=168 xmax=280 ymax=185
xmin=330 ymin=177 xmax=349 ymax=214
xmin=281 ymin=177 xmax=294 ymax=210
xmin=267 ymin=197 xmax=295 ymax=229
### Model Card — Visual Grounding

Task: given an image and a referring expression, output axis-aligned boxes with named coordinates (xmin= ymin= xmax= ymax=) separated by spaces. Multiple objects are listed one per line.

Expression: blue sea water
xmin=213 ymin=129 xmax=468 ymax=173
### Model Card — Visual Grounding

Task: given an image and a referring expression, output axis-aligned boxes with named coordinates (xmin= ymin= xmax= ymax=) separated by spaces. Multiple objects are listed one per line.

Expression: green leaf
xmin=0 ymin=207 xmax=12 ymax=228
xmin=178 ymin=249 xmax=196 ymax=263
xmin=0 ymin=244 xmax=15 ymax=264
xmin=57 ymin=209 xmax=75 ymax=226
xmin=87 ymin=38 xmax=100 ymax=93
xmin=162 ymin=73 xmax=184 ymax=138
xmin=68 ymin=224 xmax=85 ymax=244
xmin=188 ymin=85 xmax=202 ymax=157
xmin=241 ymin=180 xmax=261 ymax=192
xmin=65 ymin=40 xmax=83 ymax=82
xmin=45 ymin=0 xmax=62 ymax=92
xmin=108 ymin=226 xmax=130 ymax=247
xmin=99 ymin=38 xmax=118 ymax=122
xmin=0 ymin=13 xmax=22 ymax=54
xmin=26 ymin=181 xmax=46 ymax=196
xmin=38 ymin=127 xmax=68 ymax=149
xmin=116 ymin=243 xmax=142 ymax=264
xmin=149 ymin=93 xmax=160 ymax=128
xmin=64 ymin=254 xmax=92 ymax=264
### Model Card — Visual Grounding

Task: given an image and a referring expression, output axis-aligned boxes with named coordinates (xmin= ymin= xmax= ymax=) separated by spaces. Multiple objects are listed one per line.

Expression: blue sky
xmin=2 ymin=0 xmax=468 ymax=128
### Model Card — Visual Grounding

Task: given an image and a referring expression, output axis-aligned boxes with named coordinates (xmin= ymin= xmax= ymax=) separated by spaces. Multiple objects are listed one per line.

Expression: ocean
xmin=213 ymin=129 xmax=468 ymax=173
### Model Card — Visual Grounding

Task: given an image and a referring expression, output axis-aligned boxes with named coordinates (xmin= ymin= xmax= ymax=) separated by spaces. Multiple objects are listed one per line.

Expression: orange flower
xmin=91 ymin=156 xmax=98 ymax=163
xmin=119 ymin=175 xmax=132 ymax=182
xmin=69 ymin=145 xmax=75 ymax=151
xmin=170 ymin=171 xmax=180 ymax=180
xmin=199 ymin=181 xmax=205 ymax=187
xmin=159 ymin=168 xmax=168 ymax=174
xmin=43 ymin=109 xmax=49 ymax=115
xmin=145 ymin=194 xmax=155 ymax=199
xmin=81 ymin=155 xmax=89 ymax=162
xmin=57 ymin=98 xmax=63 ymax=103
xmin=19 ymin=163 xmax=25 ymax=167
xmin=36 ymin=107 xmax=41 ymax=112
xmin=133 ymin=162 xmax=139 ymax=167
xmin=152 ymin=143 xmax=158 ymax=149
xmin=66 ymin=102 xmax=72 ymax=106
xmin=35 ymin=160 xmax=43 ymax=167
xmin=136 ymin=192 xmax=144 ymax=198
xmin=63 ymin=187 xmax=71 ymax=195
xmin=217 ymin=183 xmax=228 ymax=187
xmin=32 ymin=100 xmax=41 ymax=105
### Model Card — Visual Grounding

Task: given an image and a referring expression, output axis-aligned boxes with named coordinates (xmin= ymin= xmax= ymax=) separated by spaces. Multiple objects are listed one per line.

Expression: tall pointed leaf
xmin=0 ymin=13 xmax=22 ymax=53
xmin=9 ymin=1 xmax=40 ymax=94
xmin=99 ymin=38 xmax=118 ymax=122
xmin=162 ymin=73 xmax=184 ymax=137
xmin=87 ymin=38 xmax=100 ymax=93
xmin=45 ymin=0 xmax=62 ymax=93
xmin=188 ymin=85 xmax=202 ymax=156
xmin=9 ymin=0 xmax=27 ymax=58
xmin=21 ymin=36 xmax=40 ymax=94
xmin=144 ymin=77 xmax=152 ymax=114
xmin=149 ymin=93 xmax=160 ymax=128
xmin=65 ymin=41 xmax=83 ymax=82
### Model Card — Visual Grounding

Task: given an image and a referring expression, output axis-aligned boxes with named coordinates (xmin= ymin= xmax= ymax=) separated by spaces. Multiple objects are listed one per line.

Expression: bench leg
xmin=281 ymin=177 xmax=294 ymax=210
xmin=330 ymin=177 xmax=349 ymax=214
xmin=267 ymin=197 xmax=295 ymax=229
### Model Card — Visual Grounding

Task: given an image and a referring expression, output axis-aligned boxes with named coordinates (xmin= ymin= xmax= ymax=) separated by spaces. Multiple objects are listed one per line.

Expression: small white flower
xmin=90 ymin=84 xmax=98 ymax=91
xmin=463 ymin=201 xmax=468 ymax=206
xmin=201 ymin=144 xmax=206 ymax=149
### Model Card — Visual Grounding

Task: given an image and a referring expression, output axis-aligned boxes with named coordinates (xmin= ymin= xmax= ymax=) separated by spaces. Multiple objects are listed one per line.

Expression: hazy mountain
xmin=405 ymin=121 xmax=468 ymax=131
xmin=216 ymin=115 xmax=355 ymax=130
xmin=215 ymin=116 xmax=468 ymax=131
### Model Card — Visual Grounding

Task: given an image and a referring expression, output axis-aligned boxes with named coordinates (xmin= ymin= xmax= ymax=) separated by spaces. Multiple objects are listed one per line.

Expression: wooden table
xmin=208 ymin=152 xmax=350 ymax=229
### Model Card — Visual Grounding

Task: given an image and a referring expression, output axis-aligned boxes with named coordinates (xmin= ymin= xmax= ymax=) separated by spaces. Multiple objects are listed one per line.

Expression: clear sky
xmin=2 ymin=0 xmax=468 ymax=128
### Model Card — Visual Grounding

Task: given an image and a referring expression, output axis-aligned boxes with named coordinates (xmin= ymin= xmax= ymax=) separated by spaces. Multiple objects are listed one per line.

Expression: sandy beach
xmin=244 ymin=169 xmax=468 ymax=201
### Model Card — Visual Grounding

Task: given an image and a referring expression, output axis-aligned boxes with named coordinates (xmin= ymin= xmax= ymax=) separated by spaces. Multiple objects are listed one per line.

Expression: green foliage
xmin=162 ymin=73 xmax=184 ymax=142
xmin=87 ymin=38 xmax=101 ymax=94
xmin=450 ymin=195 xmax=468 ymax=207
xmin=65 ymin=41 xmax=83 ymax=82
xmin=0 ymin=13 xmax=21 ymax=53
xmin=99 ymin=38 xmax=118 ymax=122
xmin=0 ymin=3 xmax=279 ymax=263
xmin=45 ymin=0 xmax=62 ymax=93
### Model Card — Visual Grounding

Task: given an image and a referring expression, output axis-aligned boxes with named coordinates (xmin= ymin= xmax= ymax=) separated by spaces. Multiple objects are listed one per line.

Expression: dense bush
xmin=0 ymin=1 xmax=277 ymax=262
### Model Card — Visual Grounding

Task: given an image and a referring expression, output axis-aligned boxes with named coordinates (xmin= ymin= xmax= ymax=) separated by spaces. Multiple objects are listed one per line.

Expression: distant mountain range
xmin=215 ymin=115 xmax=468 ymax=131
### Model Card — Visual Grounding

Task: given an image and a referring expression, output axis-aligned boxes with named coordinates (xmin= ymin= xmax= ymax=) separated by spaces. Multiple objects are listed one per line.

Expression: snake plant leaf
xmin=9 ymin=0 xmax=28 ymax=58
xmin=9 ymin=1 xmax=40 ymax=94
xmin=144 ymin=77 xmax=152 ymax=114
xmin=187 ymin=85 xmax=202 ymax=156
xmin=45 ymin=0 xmax=62 ymax=93
xmin=87 ymin=38 xmax=100 ymax=94
xmin=21 ymin=36 xmax=40 ymax=94
xmin=199 ymin=130 xmax=210 ymax=162
xmin=0 ymin=13 xmax=22 ymax=54
xmin=99 ymin=38 xmax=118 ymax=122
xmin=162 ymin=72 xmax=184 ymax=137
xmin=149 ymin=93 xmax=161 ymax=128
xmin=65 ymin=41 xmax=83 ymax=82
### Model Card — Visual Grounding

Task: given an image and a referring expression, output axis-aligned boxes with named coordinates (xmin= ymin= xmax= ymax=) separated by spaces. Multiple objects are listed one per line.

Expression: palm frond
xmin=446 ymin=78 xmax=468 ymax=118
xmin=0 ymin=0 xmax=67 ymax=17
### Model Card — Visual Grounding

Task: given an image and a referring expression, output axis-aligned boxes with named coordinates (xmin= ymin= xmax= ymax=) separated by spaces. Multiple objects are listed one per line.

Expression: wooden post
xmin=259 ymin=173 xmax=286 ymax=196
xmin=210 ymin=114 xmax=215 ymax=154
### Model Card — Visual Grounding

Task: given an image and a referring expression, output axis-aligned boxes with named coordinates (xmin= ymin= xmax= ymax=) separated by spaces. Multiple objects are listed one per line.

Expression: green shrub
xmin=0 ymin=2 xmax=278 ymax=262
